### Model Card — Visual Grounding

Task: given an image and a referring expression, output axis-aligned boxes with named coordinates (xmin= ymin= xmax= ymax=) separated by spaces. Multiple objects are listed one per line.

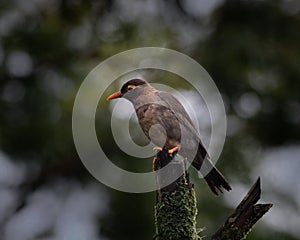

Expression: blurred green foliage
xmin=0 ymin=0 xmax=299 ymax=239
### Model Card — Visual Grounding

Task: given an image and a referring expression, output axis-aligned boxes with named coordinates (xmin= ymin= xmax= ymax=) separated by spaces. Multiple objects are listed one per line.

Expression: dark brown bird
xmin=107 ymin=79 xmax=231 ymax=195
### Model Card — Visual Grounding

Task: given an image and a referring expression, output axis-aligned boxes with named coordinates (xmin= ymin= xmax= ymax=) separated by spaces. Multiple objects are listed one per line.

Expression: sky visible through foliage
xmin=0 ymin=0 xmax=300 ymax=239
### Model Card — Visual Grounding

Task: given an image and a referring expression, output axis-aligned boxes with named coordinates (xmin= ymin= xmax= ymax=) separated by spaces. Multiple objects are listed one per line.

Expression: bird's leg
xmin=168 ymin=145 xmax=180 ymax=155
xmin=153 ymin=145 xmax=180 ymax=155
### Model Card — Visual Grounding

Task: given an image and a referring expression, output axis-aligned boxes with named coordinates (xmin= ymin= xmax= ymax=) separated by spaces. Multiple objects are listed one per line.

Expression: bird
xmin=107 ymin=78 xmax=231 ymax=195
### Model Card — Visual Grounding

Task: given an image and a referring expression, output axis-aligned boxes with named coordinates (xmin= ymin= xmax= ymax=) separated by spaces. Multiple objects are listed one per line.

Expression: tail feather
xmin=191 ymin=143 xmax=231 ymax=195
xmin=204 ymin=167 xmax=232 ymax=196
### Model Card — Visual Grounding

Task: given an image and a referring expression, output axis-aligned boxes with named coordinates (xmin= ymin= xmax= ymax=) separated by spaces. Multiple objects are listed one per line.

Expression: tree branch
xmin=153 ymin=148 xmax=200 ymax=240
xmin=211 ymin=178 xmax=273 ymax=240
xmin=152 ymin=148 xmax=272 ymax=240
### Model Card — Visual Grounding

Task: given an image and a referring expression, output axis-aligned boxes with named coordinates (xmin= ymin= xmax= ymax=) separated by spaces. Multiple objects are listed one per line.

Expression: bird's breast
xmin=136 ymin=104 xmax=181 ymax=148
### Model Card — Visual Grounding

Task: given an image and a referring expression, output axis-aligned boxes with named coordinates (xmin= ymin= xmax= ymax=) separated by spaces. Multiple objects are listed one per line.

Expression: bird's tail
xmin=204 ymin=167 xmax=232 ymax=196
xmin=191 ymin=144 xmax=231 ymax=195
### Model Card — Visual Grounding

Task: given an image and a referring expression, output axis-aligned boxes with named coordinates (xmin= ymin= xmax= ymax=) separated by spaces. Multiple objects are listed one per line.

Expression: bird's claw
xmin=153 ymin=147 xmax=163 ymax=152
xmin=168 ymin=145 xmax=180 ymax=155
xmin=153 ymin=145 xmax=180 ymax=156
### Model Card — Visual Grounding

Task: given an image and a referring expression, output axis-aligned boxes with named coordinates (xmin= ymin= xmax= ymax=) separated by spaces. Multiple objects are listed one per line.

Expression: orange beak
xmin=107 ymin=91 xmax=122 ymax=100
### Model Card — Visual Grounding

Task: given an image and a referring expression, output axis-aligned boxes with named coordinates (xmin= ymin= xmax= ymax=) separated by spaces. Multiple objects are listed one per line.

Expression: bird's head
xmin=107 ymin=78 xmax=150 ymax=101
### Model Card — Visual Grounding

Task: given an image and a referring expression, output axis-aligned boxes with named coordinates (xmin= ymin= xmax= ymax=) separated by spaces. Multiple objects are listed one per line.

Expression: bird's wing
xmin=156 ymin=90 xmax=209 ymax=159
xmin=155 ymin=90 xmax=199 ymax=137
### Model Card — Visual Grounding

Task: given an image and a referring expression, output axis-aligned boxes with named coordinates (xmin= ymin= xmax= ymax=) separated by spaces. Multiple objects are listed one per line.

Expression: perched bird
xmin=107 ymin=79 xmax=231 ymax=195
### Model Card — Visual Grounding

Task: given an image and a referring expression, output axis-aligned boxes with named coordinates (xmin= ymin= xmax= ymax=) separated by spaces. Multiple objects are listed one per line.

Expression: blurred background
xmin=1 ymin=0 xmax=300 ymax=239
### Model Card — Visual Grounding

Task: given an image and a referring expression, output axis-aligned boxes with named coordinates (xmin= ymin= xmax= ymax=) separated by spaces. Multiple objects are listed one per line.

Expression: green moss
xmin=154 ymin=174 xmax=201 ymax=240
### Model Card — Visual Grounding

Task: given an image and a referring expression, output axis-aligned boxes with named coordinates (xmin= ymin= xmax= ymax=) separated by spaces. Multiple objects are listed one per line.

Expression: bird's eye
xmin=127 ymin=85 xmax=136 ymax=91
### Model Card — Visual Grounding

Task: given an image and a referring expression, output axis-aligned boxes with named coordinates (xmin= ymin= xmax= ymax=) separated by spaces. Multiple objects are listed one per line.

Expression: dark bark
xmin=211 ymin=178 xmax=273 ymax=240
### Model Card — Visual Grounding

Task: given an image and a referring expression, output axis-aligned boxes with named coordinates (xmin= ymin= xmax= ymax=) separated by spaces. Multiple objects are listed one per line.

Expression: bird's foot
xmin=168 ymin=145 xmax=180 ymax=155
xmin=153 ymin=147 xmax=163 ymax=152
xmin=153 ymin=145 xmax=180 ymax=156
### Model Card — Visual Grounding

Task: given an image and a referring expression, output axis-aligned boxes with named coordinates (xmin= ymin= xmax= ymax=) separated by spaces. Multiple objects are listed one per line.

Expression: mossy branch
xmin=153 ymin=148 xmax=201 ymax=240
xmin=211 ymin=178 xmax=273 ymax=240
xmin=152 ymin=148 xmax=272 ymax=240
